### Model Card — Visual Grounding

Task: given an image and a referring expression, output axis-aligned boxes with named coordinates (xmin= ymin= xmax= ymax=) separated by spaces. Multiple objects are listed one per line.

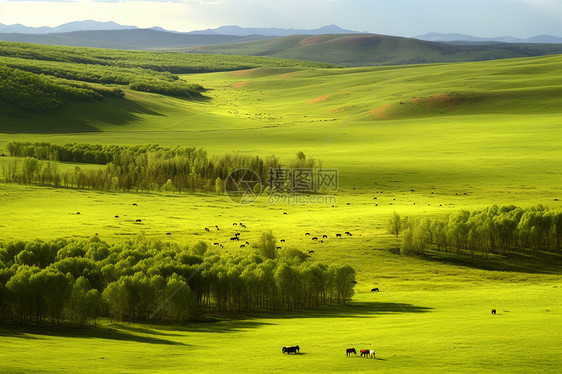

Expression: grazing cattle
xmin=239 ymin=222 xmax=244 ymax=226
xmin=352 ymin=280 xmax=358 ymax=284
xmin=132 ymin=203 xmax=137 ymax=206
xmin=283 ymin=212 xmax=288 ymax=215
xmin=245 ymin=241 xmax=249 ymax=245
xmin=336 ymin=233 xmax=342 ymax=237
xmin=76 ymin=212 xmax=80 ymax=215
xmin=347 ymin=203 xmax=350 ymax=205
xmin=213 ymin=242 xmax=219 ymax=246
xmin=373 ymin=197 xmax=377 ymax=200
xmin=322 ymin=235 xmax=327 ymax=239
xmin=346 ymin=348 xmax=356 ymax=356
xmin=492 ymin=309 xmax=496 ymax=315
xmin=235 ymin=233 xmax=240 ymax=237
xmin=411 ymin=189 xmax=415 ymax=192
xmin=240 ymin=224 xmax=247 ymax=228
xmin=233 ymin=223 xmax=237 ymax=226
xmin=230 ymin=237 xmax=239 ymax=241
xmin=220 ymin=244 xmax=223 ymax=248
xmin=276 ymin=246 xmax=281 ymax=250
xmin=114 ymin=215 xmax=119 ymax=218
xmin=393 ymin=198 xmax=396 ymax=200
xmin=320 ymin=240 xmax=324 ymax=243
xmin=360 ymin=349 xmax=370 ymax=357
xmin=240 ymin=245 xmax=245 ymax=248
xmin=136 ymin=219 xmax=142 ymax=223
xmin=215 ymin=225 xmax=220 ymax=230
xmin=282 ymin=346 xmax=300 ymax=354
xmin=205 ymin=227 xmax=210 ymax=232
xmin=312 ymin=237 xmax=318 ymax=241
xmin=389 ymin=203 xmax=392 ymax=205
xmin=305 ymin=233 xmax=310 ymax=236
xmin=345 ymin=232 xmax=352 ymax=236
xmin=376 ymin=204 xmax=378 ymax=206
xmin=371 ymin=288 xmax=379 ymax=292
xmin=166 ymin=233 xmax=171 ymax=236
xmin=308 ymin=250 xmax=314 ymax=254
xmin=281 ymin=239 xmax=285 ymax=242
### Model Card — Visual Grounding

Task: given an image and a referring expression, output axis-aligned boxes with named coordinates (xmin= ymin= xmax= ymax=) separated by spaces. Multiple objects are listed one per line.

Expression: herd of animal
xmin=283 ymin=346 xmax=376 ymax=358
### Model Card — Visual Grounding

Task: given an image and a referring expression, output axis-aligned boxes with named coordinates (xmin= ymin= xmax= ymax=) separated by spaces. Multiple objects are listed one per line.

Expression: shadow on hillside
xmin=150 ymin=301 xmax=431 ymax=334
xmin=0 ymin=301 xmax=431 ymax=339
xmin=0 ymin=96 xmax=165 ymax=134
xmin=0 ymin=323 xmax=188 ymax=346
xmin=419 ymin=248 xmax=562 ymax=274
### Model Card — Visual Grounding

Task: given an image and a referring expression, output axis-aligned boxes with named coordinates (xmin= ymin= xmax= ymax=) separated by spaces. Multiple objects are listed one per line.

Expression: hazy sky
xmin=0 ymin=0 xmax=561 ymax=37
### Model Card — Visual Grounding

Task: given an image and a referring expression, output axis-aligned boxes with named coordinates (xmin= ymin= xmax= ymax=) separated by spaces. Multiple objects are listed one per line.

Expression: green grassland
xmin=1 ymin=45 xmax=561 ymax=373
xmin=184 ymin=33 xmax=562 ymax=66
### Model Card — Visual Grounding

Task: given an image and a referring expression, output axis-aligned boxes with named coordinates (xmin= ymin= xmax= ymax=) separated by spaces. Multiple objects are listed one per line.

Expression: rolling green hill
xmin=0 ymin=29 xmax=271 ymax=50
xmin=0 ymin=42 xmax=335 ymax=115
xmin=185 ymin=33 xmax=562 ymax=66
xmin=0 ymin=43 xmax=561 ymax=374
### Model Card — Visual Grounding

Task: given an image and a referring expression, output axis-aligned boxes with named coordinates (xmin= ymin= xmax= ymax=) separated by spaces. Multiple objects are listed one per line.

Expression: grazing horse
xmin=346 ymin=348 xmax=356 ymax=356
xmin=308 ymin=250 xmax=314 ymax=254
xmin=135 ymin=219 xmax=142 ymax=223
xmin=336 ymin=233 xmax=342 ymax=237
xmin=205 ymin=227 xmax=210 ymax=232
xmin=371 ymin=288 xmax=379 ymax=292
xmin=492 ymin=309 xmax=496 ymax=315
xmin=312 ymin=237 xmax=318 ymax=241
xmin=230 ymin=237 xmax=239 ymax=241
xmin=282 ymin=345 xmax=300 ymax=354
xmin=360 ymin=349 xmax=370 ymax=357
xmin=305 ymin=233 xmax=310 ymax=236
xmin=280 ymin=239 xmax=285 ymax=242
xmin=322 ymin=235 xmax=328 ymax=239
xmin=369 ymin=350 xmax=375 ymax=358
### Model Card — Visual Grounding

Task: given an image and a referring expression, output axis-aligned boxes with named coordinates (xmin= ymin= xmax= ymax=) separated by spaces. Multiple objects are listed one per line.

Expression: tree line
xmin=0 ymin=235 xmax=355 ymax=325
xmin=389 ymin=205 xmax=562 ymax=258
xmin=0 ymin=65 xmax=124 ymax=114
xmin=3 ymin=142 xmax=320 ymax=194
xmin=0 ymin=41 xmax=335 ymax=74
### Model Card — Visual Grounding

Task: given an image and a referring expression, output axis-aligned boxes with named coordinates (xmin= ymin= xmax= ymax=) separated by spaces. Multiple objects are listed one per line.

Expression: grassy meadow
xmin=1 ymin=46 xmax=561 ymax=373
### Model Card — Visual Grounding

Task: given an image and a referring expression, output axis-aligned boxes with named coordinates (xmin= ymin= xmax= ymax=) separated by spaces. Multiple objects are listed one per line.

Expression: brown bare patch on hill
xmin=300 ymin=35 xmax=334 ymax=46
xmin=307 ymin=94 xmax=332 ymax=104
xmin=233 ymin=81 xmax=248 ymax=88
xmin=368 ymin=103 xmax=394 ymax=119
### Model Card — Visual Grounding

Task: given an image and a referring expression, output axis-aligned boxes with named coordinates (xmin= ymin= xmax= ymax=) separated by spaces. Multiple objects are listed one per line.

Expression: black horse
xmin=346 ymin=348 xmax=356 ymax=356
xmin=282 ymin=345 xmax=300 ymax=354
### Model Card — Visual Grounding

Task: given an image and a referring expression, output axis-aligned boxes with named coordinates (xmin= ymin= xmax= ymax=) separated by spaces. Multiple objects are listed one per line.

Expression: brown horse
xmin=360 ymin=349 xmax=370 ymax=357
xmin=346 ymin=348 xmax=356 ymax=356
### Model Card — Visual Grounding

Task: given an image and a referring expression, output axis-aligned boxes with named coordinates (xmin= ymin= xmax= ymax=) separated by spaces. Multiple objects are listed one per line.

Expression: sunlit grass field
xmin=1 ymin=54 xmax=561 ymax=373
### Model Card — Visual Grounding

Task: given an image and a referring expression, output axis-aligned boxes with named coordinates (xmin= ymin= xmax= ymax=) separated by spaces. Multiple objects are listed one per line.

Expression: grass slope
xmin=185 ymin=34 xmax=562 ymax=66
xmin=0 ymin=50 xmax=561 ymax=373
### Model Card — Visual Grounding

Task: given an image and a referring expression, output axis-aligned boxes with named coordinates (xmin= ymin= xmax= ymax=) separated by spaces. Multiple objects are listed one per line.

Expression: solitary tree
xmin=389 ymin=212 xmax=402 ymax=237
xmin=257 ymin=230 xmax=277 ymax=260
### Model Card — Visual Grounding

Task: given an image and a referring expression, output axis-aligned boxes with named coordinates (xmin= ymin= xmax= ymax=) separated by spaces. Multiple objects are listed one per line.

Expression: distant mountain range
xmin=0 ymin=20 xmax=359 ymax=36
xmin=415 ymin=32 xmax=562 ymax=44
xmin=0 ymin=20 xmax=137 ymax=34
